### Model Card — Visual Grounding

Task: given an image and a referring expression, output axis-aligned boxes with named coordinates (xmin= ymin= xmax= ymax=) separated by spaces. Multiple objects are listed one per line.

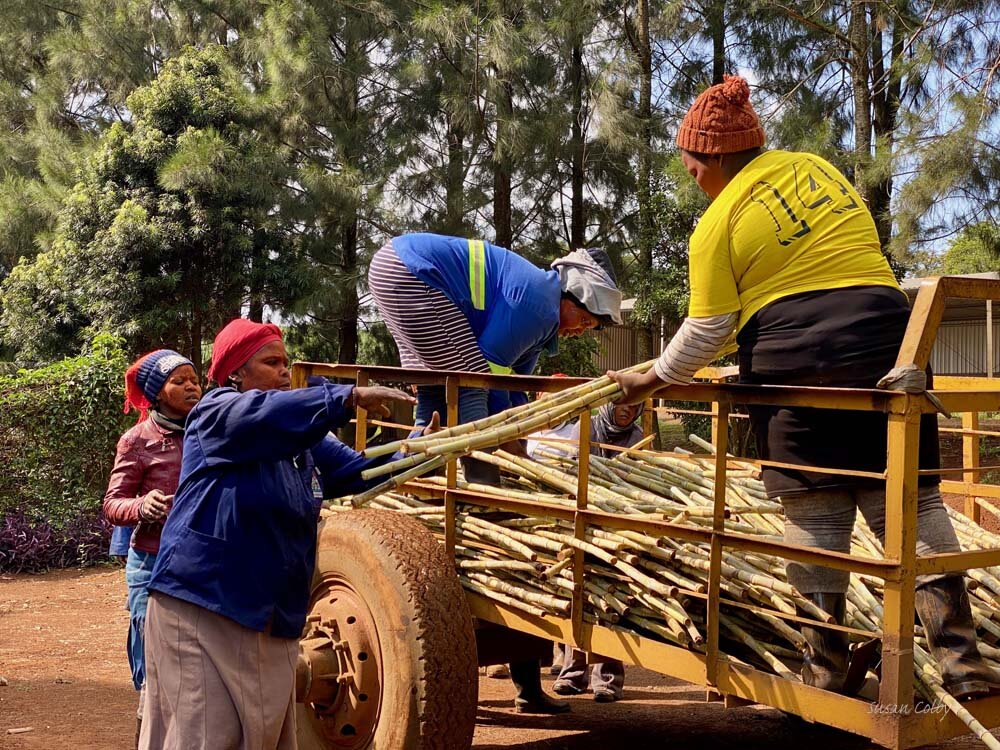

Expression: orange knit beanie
xmin=675 ymin=75 xmax=765 ymax=154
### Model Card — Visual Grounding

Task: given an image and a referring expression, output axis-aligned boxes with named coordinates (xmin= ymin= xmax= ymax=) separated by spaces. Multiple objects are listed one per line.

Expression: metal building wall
xmin=593 ymin=318 xmax=679 ymax=373
xmin=594 ymin=325 xmax=639 ymax=373
xmin=931 ymin=320 xmax=1000 ymax=376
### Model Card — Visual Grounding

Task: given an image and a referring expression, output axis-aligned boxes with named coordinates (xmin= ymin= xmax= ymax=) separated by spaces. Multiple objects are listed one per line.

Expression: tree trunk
xmin=248 ymin=246 xmax=264 ymax=323
xmin=190 ymin=309 xmax=203 ymax=379
xmin=849 ymin=0 xmax=873 ymax=205
xmin=635 ymin=0 xmax=655 ymax=359
xmin=870 ymin=10 xmax=904 ymax=261
xmin=709 ymin=0 xmax=727 ymax=84
xmin=338 ymin=216 xmax=360 ymax=363
xmin=570 ymin=40 xmax=586 ymax=249
xmin=445 ymin=114 xmax=465 ymax=235
xmin=338 ymin=42 xmax=361 ymax=364
xmin=493 ymin=79 xmax=513 ymax=249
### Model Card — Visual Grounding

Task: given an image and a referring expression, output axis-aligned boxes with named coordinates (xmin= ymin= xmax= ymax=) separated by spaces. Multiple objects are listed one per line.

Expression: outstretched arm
xmin=608 ymin=313 xmax=738 ymax=404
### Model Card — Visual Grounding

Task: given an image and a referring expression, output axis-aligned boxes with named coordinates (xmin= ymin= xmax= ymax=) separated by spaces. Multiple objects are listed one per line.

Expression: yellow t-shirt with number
xmin=687 ymin=150 xmax=900 ymax=332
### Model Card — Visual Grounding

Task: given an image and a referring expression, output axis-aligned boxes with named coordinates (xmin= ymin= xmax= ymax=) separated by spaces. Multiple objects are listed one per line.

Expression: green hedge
xmin=0 ymin=333 xmax=130 ymax=526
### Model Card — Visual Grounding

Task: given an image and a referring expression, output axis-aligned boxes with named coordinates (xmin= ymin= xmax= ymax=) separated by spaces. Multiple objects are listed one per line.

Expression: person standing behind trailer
xmin=607 ymin=76 xmax=998 ymax=700
xmin=591 ymin=401 xmax=644 ymax=458
xmin=550 ymin=401 xmax=643 ymax=702
xmin=138 ymin=319 xmax=419 ymax=750
xmin=102 ymin=350 xmax=202 ymax=748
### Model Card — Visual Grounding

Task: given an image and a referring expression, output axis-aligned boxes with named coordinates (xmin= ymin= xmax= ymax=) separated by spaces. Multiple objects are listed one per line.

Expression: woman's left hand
xmin=607 ymin=368 xmax=667 ymax=405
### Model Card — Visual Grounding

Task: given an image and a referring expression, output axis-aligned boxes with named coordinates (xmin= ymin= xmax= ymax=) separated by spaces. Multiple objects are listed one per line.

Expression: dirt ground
xmin=1 ymin=568 xmax=996 ymax=750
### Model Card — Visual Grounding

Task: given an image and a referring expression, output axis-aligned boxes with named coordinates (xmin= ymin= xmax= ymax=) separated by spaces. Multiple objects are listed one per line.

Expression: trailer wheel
xmin=296 ymin=509 xmax=478 ymax=750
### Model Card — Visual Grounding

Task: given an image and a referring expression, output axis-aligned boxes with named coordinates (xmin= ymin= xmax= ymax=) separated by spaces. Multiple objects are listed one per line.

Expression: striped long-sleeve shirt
xmin=654 ymin=313 xmax=738 ymax=385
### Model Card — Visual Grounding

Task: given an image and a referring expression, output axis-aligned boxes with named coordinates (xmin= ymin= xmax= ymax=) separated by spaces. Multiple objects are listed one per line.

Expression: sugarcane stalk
xmin=461 ymin=577 xmax=549 ymax=618
xmin=721 ymin=614 xmax=797 ymax=680
xmin=915 ymin=646 xmax=1000 ymax=750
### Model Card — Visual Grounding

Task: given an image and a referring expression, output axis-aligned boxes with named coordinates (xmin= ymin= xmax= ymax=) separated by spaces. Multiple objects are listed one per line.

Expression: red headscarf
xmin=207 ymin=319 xmax=283 ymax=386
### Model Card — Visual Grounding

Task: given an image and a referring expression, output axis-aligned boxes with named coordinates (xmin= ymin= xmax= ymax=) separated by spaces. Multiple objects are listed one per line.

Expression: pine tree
xmin=0 ymin=46 xmax=305 ymax=367
xmin=754 ymin=0 xmax=1000 ymax=271
xmin=254 ymin=0 xmax=416 ymax=363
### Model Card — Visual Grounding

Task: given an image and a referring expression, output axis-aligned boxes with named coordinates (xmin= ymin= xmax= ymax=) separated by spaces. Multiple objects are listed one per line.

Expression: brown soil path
xmin=0 ymin=567 xmax=991 ymax=750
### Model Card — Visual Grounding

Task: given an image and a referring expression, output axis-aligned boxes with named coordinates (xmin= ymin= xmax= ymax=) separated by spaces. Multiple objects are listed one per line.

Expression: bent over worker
xmin=139 ymin=319 xmax=420 ymax=749
xmin=610 ymin=76 xmax=998 ymax=701
xmin=369 ymin=233 xmax=623 ymax=713
xmin=369 ymin=233 xmax=622 ymax=458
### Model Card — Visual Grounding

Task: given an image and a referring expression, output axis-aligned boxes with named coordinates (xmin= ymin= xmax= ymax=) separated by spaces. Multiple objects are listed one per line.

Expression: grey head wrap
xmin=551 ymin=248 xmax=623 ymax=326
xmin=593 ymin=401 xmax=645 ymax=450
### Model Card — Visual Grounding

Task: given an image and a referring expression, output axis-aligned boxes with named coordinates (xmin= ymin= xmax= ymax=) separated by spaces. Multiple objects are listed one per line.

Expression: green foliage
xmin=0 ymin=45 xmax=306 ymax=368
xmin=358 ymin=323 xmax=402 ymax=368
xmin=631 ymin=157 xmax=710 ymax=331
xmin=941 ymin=224 xmax=1000 ymax=275
xmin=0 ymin=333 xmax=131 ymax=525
xmin=538 ymin=334 xmax=601 ymax=378
xmin=1 ymin=0 xmax=999 ymax=379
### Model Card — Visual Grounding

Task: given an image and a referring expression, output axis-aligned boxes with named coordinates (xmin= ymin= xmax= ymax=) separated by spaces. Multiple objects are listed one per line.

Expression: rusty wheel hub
xmin=297 ymin=575 xmax=383 ymax=748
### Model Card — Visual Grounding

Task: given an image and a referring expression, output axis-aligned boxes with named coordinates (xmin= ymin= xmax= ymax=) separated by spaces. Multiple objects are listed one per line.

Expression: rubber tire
xmin=297 ymin=509 xmax=478 ymax=750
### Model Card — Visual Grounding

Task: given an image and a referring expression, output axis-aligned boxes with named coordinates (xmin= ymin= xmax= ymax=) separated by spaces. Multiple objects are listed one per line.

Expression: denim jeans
xmin=125 ymin=548 xmax=157 ymax=691
xmin=109 ymin=525 xmax=133 ymax=557
xmin=414 ymin=385 xmax=489 ymax=428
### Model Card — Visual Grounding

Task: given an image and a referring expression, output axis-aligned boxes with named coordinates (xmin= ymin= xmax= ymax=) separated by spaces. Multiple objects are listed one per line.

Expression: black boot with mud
xmin=915 ymin=575 xmax=1000 ymax=701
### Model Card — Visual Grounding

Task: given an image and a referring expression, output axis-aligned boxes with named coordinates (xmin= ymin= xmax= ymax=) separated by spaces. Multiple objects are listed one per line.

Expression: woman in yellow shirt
xmin=611 ymin=76 xmax=996 ymax=700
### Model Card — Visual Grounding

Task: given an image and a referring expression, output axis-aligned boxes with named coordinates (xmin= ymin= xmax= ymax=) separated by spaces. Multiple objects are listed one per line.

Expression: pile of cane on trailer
xmin=327 ymin=364 xmax=1000 ymax=749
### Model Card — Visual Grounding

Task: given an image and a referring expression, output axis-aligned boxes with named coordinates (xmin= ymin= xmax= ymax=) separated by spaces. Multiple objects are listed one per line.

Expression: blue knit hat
xmin=124 ymin=349 xmax=194 ymax=420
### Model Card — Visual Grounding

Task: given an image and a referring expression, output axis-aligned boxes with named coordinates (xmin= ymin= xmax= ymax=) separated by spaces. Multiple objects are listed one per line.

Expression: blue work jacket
xmin=393 ymin=233 xmax=561 ymax=411
xmin=147 ymin=383 xmax=386 ymax=639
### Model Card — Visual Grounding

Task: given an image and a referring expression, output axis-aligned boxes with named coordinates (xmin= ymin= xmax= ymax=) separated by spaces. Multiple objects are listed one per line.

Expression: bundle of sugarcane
xmin=352 ymin=362 xmax=655 ymax=505
xmin=329 ymin=442 xmax=1000 ymax=749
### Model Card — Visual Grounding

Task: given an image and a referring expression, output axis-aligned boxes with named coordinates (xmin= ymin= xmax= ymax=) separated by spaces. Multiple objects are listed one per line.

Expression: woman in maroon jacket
xmin=102 ymin=349 xmax=201 ymax=747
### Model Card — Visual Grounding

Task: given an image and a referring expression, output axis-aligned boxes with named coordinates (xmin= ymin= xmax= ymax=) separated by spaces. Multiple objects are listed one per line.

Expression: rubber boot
xmin=509 ymin=659 xmax=570 ymax=714
xmin=915 ymin=576 xmax=999 ymax=701
xmin=460 ymin=455 xmax=502 ymax=487
xmin=800 ymin=593 xmax=849 ymax=692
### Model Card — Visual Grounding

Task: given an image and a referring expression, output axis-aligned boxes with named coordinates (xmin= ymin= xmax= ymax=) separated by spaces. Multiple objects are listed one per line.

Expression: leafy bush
xmin=0 ymin=508 xmax=112 ymax=573
xmin=0 ymin=333 xmax=130 ymax=571
xmin=538 ymin=334 xmax=601 ymax=378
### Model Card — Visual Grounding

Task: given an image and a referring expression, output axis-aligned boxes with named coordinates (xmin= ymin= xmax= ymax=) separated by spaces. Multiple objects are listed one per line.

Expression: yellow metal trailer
xmin=292 ymin=276 xmax=1000 ymax=750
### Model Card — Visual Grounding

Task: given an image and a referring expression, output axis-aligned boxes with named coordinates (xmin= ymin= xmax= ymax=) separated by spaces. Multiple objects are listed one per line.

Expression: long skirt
xmin=139 ymin=592 xmax=298 ymax=750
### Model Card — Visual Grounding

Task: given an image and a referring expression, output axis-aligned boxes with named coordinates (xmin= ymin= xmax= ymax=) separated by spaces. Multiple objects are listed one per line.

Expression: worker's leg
xmin=780 ymin=488 xmax=856 ymax=691
xmin=125 ymin=548 xmax=155 ymax=748
xmin=549 ymin=641 xmax=565 ymax=675
xmin=414 ymin=386 xmax=488 ymax=428
xmin=855 ymin=483 xmax=961 ymax=584
xmin=140 ymin=592 xmax=297 ymax=750
xmin=553 ymin=646 xmax=587 ymax=694
xmin=509 ymin=659 xmax=570 ymax=714
xmin=781 ymin=488 xmax=856 ymax=593
xmin=590 ymin=660 xmax=625 ymax=702
xmin=857 ymin=484 xmax=997 ymax=699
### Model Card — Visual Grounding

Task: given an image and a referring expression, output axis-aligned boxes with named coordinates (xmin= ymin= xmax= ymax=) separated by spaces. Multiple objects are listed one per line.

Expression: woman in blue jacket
xmin=139 ymin=319 xmax=419 ymax=750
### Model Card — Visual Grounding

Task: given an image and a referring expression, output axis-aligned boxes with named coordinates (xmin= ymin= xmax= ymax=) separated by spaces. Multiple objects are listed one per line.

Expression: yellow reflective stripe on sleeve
xmin=487 ymin=361 xmax=513 ymax=375
xmin=467 ymin=239 xmax=486 ymax=310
